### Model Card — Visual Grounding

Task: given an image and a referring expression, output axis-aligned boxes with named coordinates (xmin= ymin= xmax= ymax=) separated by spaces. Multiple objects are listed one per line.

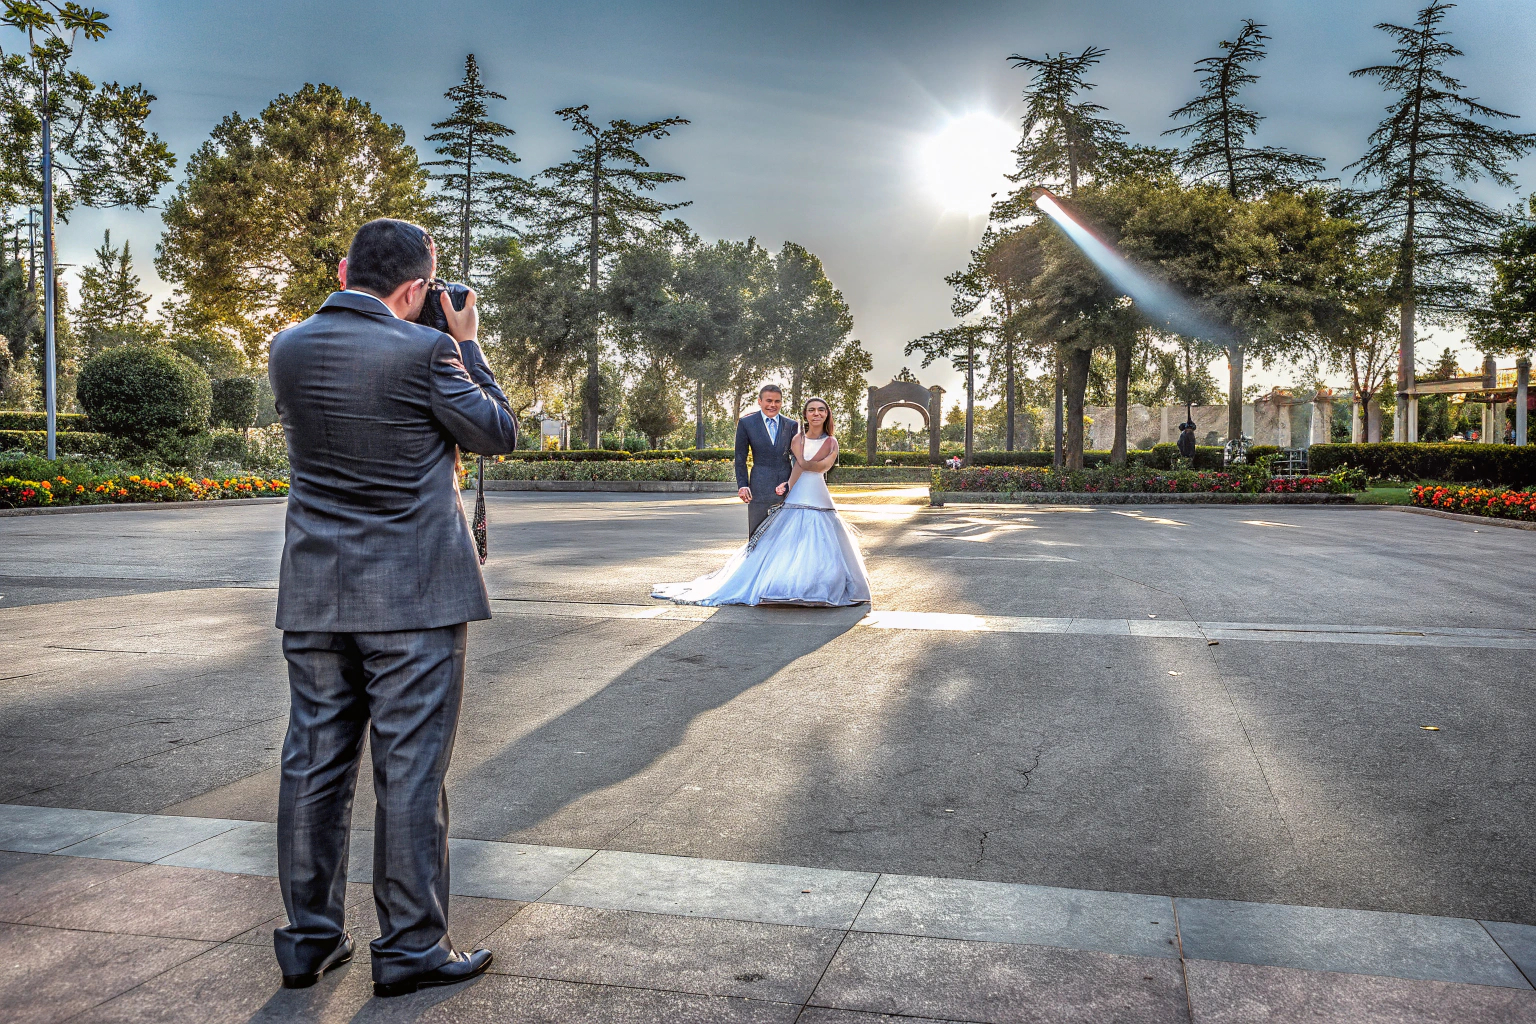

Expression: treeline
xmin=0 ymin=15 xmax=869 ymax=450
xmin=915 ymin=5 xmax=1536 ymax=467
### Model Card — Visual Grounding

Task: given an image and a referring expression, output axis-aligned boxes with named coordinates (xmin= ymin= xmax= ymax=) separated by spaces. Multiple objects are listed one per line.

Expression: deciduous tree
xmin=157 ymin=83 xmax=430 ymax=361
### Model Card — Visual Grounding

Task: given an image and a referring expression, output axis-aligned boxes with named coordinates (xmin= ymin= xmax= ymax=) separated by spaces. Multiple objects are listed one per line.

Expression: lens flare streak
xmin=1032 ymin=192 xmax=1228 ymax=342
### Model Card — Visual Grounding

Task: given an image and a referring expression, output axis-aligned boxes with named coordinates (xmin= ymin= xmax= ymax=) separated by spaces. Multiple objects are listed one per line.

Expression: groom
xmin=268 ymin=219 xmax=517 ymax=997
xmin=735 ymin=384 xmax=799 ymax=536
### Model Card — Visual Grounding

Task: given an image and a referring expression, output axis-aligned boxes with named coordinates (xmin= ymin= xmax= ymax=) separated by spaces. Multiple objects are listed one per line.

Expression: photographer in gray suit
xmin=735 ymin=384 xmax=799 ymax=536
xmin=268 ymin=219 xmax=517 ymax=998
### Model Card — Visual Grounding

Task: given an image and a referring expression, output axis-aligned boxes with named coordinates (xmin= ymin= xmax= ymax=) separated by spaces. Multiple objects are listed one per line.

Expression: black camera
xmin=413 ymin=279 xmax=472 ymax=333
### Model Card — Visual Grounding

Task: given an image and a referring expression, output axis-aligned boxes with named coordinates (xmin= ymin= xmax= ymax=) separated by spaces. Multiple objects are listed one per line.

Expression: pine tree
xmin=528 ymin=106 xmax=690 ymax=445
xmin=424 ymin=55 xmax=521 ymax=281
xmin=1164 ymin=21 xmax=1325 ymax=199
xmin=76 ymin=229 xmax=153 ymax=356
xmin=1347 ymin=1 xmax=1536 ymax=440
xmin=994 ymin=46 xmax=1127 ymax=219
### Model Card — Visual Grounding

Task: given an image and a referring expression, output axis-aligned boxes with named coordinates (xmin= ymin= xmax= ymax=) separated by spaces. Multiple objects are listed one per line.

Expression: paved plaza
xmin=1 ymin=494 xmax=1534 ymax=1022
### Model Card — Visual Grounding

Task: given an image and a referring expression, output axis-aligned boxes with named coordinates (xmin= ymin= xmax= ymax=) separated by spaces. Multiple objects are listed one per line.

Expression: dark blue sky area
xmin=55 ymin=0 xmax=1536 ymax=397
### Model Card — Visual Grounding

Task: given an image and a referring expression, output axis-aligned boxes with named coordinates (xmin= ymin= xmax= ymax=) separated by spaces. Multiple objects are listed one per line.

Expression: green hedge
xmin=0 ymin=429 xmax=121 ymax=459
xmin=0 ymin=412 xmax=90 ymax=432
xmin=1308 ymin=443 xmax=1536 ymax=486
xmin=482 ymin=458 xmax=732 ymax=482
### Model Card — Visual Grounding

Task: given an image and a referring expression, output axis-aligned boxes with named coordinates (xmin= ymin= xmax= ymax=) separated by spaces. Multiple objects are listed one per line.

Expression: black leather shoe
xmin=281 ymin=933 xmax=354 ymax=989
xmin=373 ymin=947 xmax=494 ymax=998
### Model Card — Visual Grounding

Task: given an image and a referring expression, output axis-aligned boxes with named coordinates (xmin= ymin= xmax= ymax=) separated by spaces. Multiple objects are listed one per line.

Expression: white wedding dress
xmin=652 ymin=435 xmax=872 ymax=607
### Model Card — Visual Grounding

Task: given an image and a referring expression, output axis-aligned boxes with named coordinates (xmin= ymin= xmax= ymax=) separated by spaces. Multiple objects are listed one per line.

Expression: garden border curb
xmin=927 ymin=491 xmax=1356 ymax=507
xmin=1390 ymin=505 xmax=1536 ymax=532
xmin=0 ymin=497 xmax=287 ymax=517
xmin=478 ymin=480 xmax=736 ymax=493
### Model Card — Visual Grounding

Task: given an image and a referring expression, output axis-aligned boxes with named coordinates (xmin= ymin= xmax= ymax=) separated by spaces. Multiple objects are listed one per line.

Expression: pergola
xmin=1397 ymin=355 xmax=1531 ymax=445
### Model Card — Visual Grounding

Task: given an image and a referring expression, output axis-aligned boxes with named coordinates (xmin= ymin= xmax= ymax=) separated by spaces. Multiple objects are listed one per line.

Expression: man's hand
xmin=738 ymin=486 xmax=753 ymax=503
xmin=442 ymin=288 xmax=478 ymax=342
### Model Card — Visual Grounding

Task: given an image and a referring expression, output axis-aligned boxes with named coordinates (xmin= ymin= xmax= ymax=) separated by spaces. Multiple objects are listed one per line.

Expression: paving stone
xmin=797 ymin=1010 xmax=963 ymax=1024
xmin=371 ymin=971 xmax=801 ymax=1023
xmin=56 ymin=814 xmax=249 ymax=863
xmin=1184 ymin=958 xmax=1536 ymax=1023
xmin=0 ymin=803 xmax=142 ymax=853
xmin=155 ymin=820 xmax=278 ymax=876
xmin=1486 ymin=922 xmax=1536 ymax=985
xmin=484 ymin=901 xmax=841 ymax=1002
xmin=447 ymin=836 xmax=593 ymax=901
xmin=0 ymin=850 xmax=142 ymax=922
xmin=542 ymin=849 xmax=875 ymax=929
xmin=854 ymin=873 xmax=1178 ymax=959
xmin=810 ymin=930 xmax=1189 ymax=1023
xmin=229 ymin=881 xmax=372 ymax=946
xmin=1176 ymin=897 xmax=1529 ymax=989
xmin=69 ymin=940 xmax=378 ymax=1024
xmin=0 ymin=922 xmax=210 ymax=1024
xmin=21 ymin=862 xmax=287 ymax=942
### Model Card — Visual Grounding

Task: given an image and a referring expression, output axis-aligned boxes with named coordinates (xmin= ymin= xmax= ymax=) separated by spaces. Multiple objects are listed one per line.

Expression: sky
xmin=35 ymin=0 xmax=1536 ymax=421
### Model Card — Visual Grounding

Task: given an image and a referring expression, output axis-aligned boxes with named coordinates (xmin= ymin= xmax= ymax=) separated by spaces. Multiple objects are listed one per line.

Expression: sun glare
xmin=919 ymin=113 xmax=1017 ymax=216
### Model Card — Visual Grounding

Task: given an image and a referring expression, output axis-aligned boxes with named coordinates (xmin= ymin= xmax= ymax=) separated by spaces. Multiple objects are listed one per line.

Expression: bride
xmin=652 ymin=397 xmax=871 ymax=607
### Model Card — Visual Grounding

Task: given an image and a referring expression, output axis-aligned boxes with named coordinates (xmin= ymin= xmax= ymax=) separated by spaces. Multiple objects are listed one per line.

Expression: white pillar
xmin=1312 ymin=397 xmax=1333 ymax=446
xmin=1351 ymin=400 xmax=1363 ymax=443
xmin=1160 ymin=405 xmax=1171 ymax=444
xmin=1517 ymin=358 xmax=1530 ymax=446
xmin=1482 ymin=403 xmax=1493 ymax=443
xmin=1367 ymin=401 xmax=1383 ymax=443
xmin=1407 ymin=395 xmax=1418 ymax=443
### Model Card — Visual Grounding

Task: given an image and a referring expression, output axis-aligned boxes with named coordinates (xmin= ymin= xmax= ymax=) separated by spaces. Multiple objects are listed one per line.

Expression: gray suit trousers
xmin=748 ymin=496 xmax=784 ymax=538
xmin=274 ymin=624 xmax=466 ymax=984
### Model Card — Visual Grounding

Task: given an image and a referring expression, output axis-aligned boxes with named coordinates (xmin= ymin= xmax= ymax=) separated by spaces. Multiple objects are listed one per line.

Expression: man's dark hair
xmin=759 ymin=384 xmax=783 ymax=397
xmin=345 ymin=218 xmax=433 ymax=297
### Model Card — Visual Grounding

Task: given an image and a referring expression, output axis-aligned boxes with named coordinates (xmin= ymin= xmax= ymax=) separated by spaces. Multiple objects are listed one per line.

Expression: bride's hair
xmin=802 ymin=397 xmax=834 ymax=437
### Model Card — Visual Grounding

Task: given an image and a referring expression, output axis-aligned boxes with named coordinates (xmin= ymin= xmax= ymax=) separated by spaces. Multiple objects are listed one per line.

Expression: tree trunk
xmin=1227 ymin=343 xmax=1244 ymax=443
xmin=1053 ymin=350 xmax=1064 ymax=468
xmin=583 ymin=143 xmax=603 ymax=448
xmin=694 ymin=378 xmax=706 ymax=449
xmin=1064 ymin=346 xmax=1091 ymax=470
xmin=1004 ymin=335 xmax=1015 ymax=451
xmin=964 ymin=342 xmax=975 ymax=465
xmin=791 ymin=367 xmax=802 ymax=418
xmin=1111 ymin=336 xmax=1131 ymax=465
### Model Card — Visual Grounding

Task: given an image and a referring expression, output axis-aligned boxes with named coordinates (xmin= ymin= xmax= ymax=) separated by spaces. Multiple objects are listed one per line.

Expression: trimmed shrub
xmin=481 ymin=458 xmax=731 ymax=482
xmin=1309 ymin=443 xmax=1536 ymax=486
xmin=0 ymin=429 xmax=121 ymax=459
xmin=209 ymin=376 xmax=260 ymax=429
xmin=0 ymin=411 xmax=90 ymax=432
xmin=77 ymin=346 xmax=212 ymax=464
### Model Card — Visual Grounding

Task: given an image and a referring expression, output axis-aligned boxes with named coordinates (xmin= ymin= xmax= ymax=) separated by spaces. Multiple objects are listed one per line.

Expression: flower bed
xmin=1411 ymin=484 xmax=1536 ymax=522
xmin=0 ymin=472 xmax=289 ymax=509
xmin=478 ymin=457 xmax=732 ymax=483
xmin=935 ymin=466 xmax=1361 ymax=495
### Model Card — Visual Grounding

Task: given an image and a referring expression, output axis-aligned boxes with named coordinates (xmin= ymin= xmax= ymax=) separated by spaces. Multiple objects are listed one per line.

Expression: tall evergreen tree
xmin=424 ymin=54 xmax=521 ymax=281
xmin=994 ymin=46 xmax=1127 ymax=219
xmin=529 ymin=106 xmax=690 ymax=445
xmin=1347 ymin=1 xmax=1536 ymax=440
xmin=76 ymin=229 xmax=153 ymax=356
xmin=1164 ymin=19 xmax=1326 ymax=443
xmin=1164 ymin=20 xmax=1325 ymax=199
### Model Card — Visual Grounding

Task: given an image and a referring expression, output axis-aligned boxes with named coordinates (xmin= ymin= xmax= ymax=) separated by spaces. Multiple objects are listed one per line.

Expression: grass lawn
xmin=1355 ymin=485 xmax=1414 ymax=506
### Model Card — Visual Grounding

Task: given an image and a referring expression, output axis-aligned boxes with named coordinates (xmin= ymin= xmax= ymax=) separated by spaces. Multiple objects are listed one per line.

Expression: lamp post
xmin=41 ymin=56 xmax=57 ymax=461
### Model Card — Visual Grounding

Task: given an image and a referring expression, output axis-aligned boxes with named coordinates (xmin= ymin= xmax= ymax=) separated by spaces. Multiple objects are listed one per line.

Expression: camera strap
xmin=472 ymin=455 xmax=488 ymax=565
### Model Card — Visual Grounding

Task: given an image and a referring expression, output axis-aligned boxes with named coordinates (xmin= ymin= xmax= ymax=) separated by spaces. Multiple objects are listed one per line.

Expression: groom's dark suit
xmin=268 ymin=290 xmax=516 ymax=985
xmin=735 ymin=410 xmax=799 ymax=536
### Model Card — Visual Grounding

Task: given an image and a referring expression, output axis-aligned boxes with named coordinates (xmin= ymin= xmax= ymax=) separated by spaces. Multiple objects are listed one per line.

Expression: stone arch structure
xmin=867 ymin=379 xmax=945 ymax=464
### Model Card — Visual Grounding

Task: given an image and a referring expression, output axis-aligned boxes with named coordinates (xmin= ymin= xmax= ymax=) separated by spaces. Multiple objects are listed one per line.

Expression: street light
xmin=41 ymin=55 xmax=57 ymax=461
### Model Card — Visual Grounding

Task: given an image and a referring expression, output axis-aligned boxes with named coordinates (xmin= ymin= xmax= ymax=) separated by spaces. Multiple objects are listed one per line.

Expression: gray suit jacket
xmin=269 ymin=290 xmax=518 ymax=632
xmin=734 ymin=412 xmax=799 ymax=500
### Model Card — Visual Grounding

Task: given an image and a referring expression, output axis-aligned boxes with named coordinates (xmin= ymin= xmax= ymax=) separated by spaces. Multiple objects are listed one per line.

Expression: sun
xmin=919 ymin=113 xmax=1017 ymax=217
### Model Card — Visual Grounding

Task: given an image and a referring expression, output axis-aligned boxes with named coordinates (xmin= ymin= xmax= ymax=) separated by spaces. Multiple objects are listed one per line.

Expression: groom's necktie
xmin=765 ymin=415 xmax=778 ymax=444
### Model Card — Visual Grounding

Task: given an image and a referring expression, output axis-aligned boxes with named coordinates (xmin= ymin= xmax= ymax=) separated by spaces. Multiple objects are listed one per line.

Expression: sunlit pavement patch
xmin=487 ymin=598 xmax=1536 ymax=650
